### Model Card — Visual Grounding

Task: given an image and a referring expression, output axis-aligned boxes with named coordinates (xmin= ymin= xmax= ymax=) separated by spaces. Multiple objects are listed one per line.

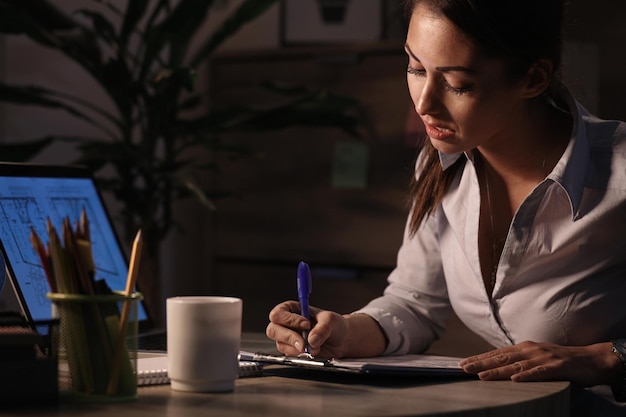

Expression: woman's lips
xmin=424 ymin=122 xmax=455 ymax=140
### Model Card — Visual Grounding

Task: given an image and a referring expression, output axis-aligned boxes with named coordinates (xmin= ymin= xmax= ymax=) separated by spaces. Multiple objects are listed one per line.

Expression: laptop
xmin=0 ymin=162 xmax=164 ymax=348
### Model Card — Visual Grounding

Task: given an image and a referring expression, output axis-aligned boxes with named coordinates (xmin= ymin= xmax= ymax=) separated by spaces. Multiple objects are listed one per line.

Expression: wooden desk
xmin=8 ymin=373 xmax=571 ymax=416
xmin=14 ymin=334 xmax=570 ymax=416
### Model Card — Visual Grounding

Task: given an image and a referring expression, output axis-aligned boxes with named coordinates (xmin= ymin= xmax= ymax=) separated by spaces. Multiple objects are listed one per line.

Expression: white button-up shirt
xmin=357 ymin=89 xmax=626 ymax=356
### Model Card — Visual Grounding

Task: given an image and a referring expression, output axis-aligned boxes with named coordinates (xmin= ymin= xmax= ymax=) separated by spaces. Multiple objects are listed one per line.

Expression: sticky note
xmin=331 ymin=141 xmax=369 ymax=189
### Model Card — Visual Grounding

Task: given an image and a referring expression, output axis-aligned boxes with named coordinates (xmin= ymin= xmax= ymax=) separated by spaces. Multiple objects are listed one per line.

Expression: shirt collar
xmin=436 ymin=86 xmax=590 ymax=218
xmin=438 ymin=151 xmax=465 ymax=170
xmin=546 ymin=87 xmax=589 ymax=219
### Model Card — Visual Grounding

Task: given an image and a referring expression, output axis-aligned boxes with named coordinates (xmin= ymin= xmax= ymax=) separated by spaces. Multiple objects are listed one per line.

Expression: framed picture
xmin=281 ymin=0 xmax=384 ymax=46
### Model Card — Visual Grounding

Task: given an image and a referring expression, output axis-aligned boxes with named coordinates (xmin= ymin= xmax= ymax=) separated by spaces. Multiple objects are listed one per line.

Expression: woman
xmin=266 ymin=0 xmax=626 ymax=412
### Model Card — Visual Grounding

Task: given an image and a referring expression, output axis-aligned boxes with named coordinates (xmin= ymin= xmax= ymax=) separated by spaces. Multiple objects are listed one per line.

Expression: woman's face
xmin=406 ymin=3 xmax=529 ymax=154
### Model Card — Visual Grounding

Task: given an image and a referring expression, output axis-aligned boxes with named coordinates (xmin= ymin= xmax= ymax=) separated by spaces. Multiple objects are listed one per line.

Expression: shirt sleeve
xmin=354 ymin=208 xmax=451 ymax=355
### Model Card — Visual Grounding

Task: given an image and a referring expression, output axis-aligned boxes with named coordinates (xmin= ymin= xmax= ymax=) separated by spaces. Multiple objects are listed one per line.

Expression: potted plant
xmin=0 ymin=0 xmax=363 ymax=323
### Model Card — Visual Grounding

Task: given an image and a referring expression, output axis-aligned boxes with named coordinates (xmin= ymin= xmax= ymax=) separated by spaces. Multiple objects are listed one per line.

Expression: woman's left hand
xmin=459 ymin=341 xmax=622 ymax=387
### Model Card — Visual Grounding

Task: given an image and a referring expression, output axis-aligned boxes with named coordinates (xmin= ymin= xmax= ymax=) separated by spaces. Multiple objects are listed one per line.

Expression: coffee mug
xmin=166 ymin=296 xmax=242 ymax=392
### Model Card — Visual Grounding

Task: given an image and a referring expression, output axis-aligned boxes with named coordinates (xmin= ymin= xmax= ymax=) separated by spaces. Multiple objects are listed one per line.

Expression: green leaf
xmin=140 ymin=0 xmax=215 ymax=80
xmin=175 ymin=174 xmax=217 ymax=211
xmin=0 ymin=0 xmax=76 ymax=35
xmin=119 ymin=0 xmax=150 ymax=49
xmin=0 ymin=2 xmax=104 ymax=72
xmin=190 ymin=0 xmax=278 ymax=67
xmin=74 ymin=140 xmax=139 ymax=164
xmin=75 ymin=9 xmax=119 ymax=48
xmin=0 ymin=137 xmax=54 ymax=161
xmin=99 ymin=57 xmax=137 ymax=120
xmin=179 ymin=91 xmax=364 ymax=137
xmin=161 ymin=0 xmax=215 ymax=67
xmin=0 ymin=83 xmax=121 ymax=137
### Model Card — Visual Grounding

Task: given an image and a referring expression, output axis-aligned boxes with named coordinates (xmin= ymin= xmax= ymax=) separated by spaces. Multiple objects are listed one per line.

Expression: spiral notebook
xmin=137 ymin=354 xmax=264 ymax=386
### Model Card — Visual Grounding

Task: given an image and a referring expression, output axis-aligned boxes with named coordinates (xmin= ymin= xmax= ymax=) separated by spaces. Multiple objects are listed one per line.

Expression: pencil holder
xmin=47 ymin=292 xmax=142 ymax=402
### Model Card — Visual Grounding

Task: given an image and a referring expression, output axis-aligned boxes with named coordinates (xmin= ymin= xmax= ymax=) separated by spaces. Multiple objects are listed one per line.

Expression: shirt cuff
xmin=352 ymin=307 xmax=410 ymax=356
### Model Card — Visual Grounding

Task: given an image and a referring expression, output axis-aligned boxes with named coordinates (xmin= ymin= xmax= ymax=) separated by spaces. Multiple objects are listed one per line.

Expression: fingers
xmin=306 ymin=310 xmax=336 ymax=350
xmin=266 ymin=301 xmax=312 ymax=356
xmin=463 ymin=357 xmax=542 ymax=381
xmin=265 ymin=322 xmax=306 ymax=356
xmin=266 ymin=302 xmax=345 ymax=358
xmin=459 ymin=341 xmax=560 ymax=382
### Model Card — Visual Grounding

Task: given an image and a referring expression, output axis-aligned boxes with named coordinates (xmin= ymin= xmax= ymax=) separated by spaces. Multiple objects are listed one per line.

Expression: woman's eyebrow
xmin=404 ymin=43 xmax=476 ymax=74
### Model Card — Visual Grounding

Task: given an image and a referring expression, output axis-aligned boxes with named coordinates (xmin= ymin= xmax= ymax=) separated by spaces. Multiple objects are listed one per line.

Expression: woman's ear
xmin=521 ymin=58 xmax=554 ymax=98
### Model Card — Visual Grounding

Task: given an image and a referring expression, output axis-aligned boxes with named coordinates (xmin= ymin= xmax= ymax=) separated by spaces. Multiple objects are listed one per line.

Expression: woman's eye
xmin=407 ymin=64 xmax=474 ymax=95
xmin=407 ymin=65 xmax=425 ymax=76
xmin=443 ymin=80 xmax=473 ymax=95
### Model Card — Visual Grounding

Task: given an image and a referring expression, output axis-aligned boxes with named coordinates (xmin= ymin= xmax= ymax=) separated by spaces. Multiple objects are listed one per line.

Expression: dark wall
xmin=562 ymin=1 xmax=626 ymax=121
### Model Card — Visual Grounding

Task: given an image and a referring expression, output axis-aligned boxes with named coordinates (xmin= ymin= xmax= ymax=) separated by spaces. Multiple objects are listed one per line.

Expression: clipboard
xmin=238 ymin=351 xmax=470 ymax=377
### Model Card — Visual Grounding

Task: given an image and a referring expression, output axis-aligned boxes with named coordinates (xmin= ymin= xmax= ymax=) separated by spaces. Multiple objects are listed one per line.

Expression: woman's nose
xmin=415 ymin=80 xmax=440 ymax=116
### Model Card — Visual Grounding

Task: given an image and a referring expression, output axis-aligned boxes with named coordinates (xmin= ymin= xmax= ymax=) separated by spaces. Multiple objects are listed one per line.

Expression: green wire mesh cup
xmin=47 ymin=292 xmax=142 ymax=402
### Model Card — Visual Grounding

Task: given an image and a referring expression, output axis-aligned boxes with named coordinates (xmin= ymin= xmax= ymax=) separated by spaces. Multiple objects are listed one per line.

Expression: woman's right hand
xmin=265 ymin=300 xmax=349 ymax=359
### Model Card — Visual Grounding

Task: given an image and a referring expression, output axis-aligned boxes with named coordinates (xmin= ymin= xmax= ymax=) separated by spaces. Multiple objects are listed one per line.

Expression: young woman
xmin=266 ymin=0 xmax=626 ymax=412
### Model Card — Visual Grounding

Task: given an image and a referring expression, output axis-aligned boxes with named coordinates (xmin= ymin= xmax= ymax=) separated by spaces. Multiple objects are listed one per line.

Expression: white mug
xmin=166 ymin=296 xmax=242 ymax=392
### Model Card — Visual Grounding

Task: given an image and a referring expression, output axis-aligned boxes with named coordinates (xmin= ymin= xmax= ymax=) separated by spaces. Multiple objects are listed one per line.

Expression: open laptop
xmin=0 ymin=162 xmax=164 ymax=349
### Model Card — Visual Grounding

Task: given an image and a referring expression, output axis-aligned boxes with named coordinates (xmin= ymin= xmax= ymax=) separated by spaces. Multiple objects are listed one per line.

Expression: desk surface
xmin=14 ymin=334 xmax=571 ymax=417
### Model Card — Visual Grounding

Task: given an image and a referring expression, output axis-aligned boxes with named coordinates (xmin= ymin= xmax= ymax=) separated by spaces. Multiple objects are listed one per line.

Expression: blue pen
xmin=297 ymin=261 xmax=312 ymax=354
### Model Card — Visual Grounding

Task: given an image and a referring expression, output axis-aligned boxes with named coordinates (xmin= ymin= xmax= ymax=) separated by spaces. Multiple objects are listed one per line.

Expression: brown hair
xmin=408 ymin=141 xmax=465 ymax=234
xmin=404 ymin=0 xmax=565 ymax=235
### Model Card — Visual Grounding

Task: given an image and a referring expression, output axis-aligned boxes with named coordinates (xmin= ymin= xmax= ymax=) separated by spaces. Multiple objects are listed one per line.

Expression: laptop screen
xmin=0 ymin=163 xmax=148 ymax=324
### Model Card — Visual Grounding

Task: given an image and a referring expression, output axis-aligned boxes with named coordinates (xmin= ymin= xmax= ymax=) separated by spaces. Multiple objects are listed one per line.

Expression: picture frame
xmin=281 ymin=0 xmax=385 ymax=46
